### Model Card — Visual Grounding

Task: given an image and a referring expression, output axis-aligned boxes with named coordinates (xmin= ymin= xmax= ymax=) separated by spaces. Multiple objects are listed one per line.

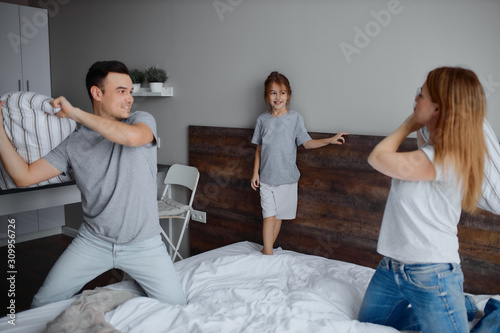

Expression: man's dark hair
xmin=85 ymin=61 xmax=129 ymax=102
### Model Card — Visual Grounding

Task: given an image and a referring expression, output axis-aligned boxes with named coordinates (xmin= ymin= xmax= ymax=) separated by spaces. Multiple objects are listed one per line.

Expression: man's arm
xmin=51 ymin=96 xmax=154 ymax=147
xmin=0 ymin=101 xmax=62 ymax=187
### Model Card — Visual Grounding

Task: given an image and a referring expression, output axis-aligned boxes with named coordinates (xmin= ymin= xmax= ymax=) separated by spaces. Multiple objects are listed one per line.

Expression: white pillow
xmin=479 ymin=120 xmax=500 ymax=214
xmin=0 ymin=91 xmax=77 ymax=190
xmin=420 ymin=120 xmax=500 ymax=214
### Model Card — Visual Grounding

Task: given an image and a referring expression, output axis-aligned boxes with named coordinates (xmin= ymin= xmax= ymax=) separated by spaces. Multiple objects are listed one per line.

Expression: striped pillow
xmin=420 ymin=120 xmax=500 ymax=214
xmin=0 ymin=91 xmax=77 ymax=190
xmin=480 ymin=120 xmax=500 ymax=214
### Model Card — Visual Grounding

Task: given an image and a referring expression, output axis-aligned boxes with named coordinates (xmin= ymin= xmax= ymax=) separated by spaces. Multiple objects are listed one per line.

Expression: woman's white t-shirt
xmin=377 ymin=144 xmax=462 ymax=264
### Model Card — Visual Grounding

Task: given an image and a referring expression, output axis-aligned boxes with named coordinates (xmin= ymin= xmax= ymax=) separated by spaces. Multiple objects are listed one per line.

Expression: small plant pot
xmin=149 ymin=82 xmax=163 ymax=93
xmin=133 ymin=83 xmax=141 ymax=93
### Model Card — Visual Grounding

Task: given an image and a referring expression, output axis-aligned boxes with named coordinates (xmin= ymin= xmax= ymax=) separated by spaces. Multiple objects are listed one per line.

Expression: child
xmin=358 ymin=67 xmax=499 ymax=332
xmin=251 ymin=71 xmax=348 ymax=255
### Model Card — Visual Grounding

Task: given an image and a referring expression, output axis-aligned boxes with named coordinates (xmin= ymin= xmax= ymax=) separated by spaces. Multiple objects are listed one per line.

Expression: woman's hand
xmin=402 ymin=114 xmax=425 ymax=134
xmin=367 ymin=114 xmax=436 ymax=181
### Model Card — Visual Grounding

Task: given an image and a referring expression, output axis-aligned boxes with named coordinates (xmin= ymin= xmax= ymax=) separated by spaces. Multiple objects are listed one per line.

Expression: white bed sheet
xmin=1 ymin=241 xmax=498 ymax=333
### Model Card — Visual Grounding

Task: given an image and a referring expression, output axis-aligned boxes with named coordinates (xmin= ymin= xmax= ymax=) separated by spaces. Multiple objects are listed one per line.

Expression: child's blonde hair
xmin=426 ymin=67 xmax=487 ymax=212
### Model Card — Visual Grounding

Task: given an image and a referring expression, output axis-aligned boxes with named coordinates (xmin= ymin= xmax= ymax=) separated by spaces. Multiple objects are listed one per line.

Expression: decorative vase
xmin=133 ymin=83 xmax=141 ymax=93
xmin=149 ymin=82 xmax=163 ymax=93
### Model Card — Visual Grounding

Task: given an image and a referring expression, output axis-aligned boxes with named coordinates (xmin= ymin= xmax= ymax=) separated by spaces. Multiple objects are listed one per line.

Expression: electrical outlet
xmin=191 ymin=210 xmax=206 ymax=223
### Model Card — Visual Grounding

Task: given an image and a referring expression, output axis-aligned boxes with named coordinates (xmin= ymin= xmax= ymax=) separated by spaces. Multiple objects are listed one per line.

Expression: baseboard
xmin=62 ymin=226 xmax=78 ymax=238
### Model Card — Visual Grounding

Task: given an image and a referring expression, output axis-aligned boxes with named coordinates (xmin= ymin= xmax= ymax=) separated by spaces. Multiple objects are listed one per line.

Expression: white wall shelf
xmin=132 ymin=87 xmax=173 ymax=97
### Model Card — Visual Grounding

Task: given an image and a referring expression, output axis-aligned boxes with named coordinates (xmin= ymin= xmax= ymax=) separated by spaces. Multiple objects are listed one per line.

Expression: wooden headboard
xmin=189 ymin=125 xmax=500 ymax=295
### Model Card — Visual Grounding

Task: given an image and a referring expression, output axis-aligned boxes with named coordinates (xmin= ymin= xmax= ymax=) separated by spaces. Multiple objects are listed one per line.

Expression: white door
xmin=0 ymin=2 xmax=23 ymax=95
xmin=0 ymin=3 xmax=51 ymax=96
xmin=19 ymin=5 xmax=51 ymax=96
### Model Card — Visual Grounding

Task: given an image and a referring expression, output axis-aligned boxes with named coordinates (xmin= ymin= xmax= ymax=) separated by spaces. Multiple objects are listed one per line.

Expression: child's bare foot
xmin=261 ymin=248 xmax=273 ymax=255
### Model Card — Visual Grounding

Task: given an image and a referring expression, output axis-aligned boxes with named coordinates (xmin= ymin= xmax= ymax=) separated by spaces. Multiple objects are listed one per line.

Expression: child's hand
xmin=251 ymin=174 xmax=260 ymax=190
xmin=330 ymin=132 xmax=349 ymax=145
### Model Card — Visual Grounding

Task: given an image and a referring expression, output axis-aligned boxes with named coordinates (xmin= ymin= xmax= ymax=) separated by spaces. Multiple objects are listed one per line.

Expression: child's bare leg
xmin=262 ymin=216 xmax=277 ymax=255
xmin=273 ymin=219 xmax=282 ymax=243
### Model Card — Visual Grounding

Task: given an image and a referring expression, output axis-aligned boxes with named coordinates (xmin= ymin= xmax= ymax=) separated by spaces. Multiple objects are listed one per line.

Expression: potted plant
xmin=129 ymin=69 xmax=145 ymax=93
xmin=145 ymin=66 xmax=167 ymax=93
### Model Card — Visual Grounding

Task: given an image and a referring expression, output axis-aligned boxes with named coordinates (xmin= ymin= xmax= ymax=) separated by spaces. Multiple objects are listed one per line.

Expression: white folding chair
xmin=158 ymin=164 xmax=200 ymax=261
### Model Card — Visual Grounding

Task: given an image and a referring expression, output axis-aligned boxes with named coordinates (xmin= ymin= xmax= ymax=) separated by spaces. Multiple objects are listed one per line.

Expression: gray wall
xmin=46 ymin=0 xmax=500 ymax=166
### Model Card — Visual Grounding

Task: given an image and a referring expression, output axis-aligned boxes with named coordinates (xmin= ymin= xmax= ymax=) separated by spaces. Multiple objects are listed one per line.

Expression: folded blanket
xmin=45 ymin=288 xmax=135 ymax=333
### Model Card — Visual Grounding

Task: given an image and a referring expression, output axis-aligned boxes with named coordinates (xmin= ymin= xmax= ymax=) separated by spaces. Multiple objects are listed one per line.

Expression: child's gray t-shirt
xmin=44 ymin=111 xmax=161 ymax=244
xmin=251 ymin=110 xmax=311 ymax=186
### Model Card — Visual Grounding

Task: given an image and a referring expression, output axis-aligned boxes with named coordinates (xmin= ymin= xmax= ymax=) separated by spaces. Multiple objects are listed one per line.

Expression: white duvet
xmin=108 ymin=242 xmax=395 ymax=333
xmin=2 ymin=241 xmax=497 ymax=333
xmin=107 ymin=242 xmax=499 ymax=333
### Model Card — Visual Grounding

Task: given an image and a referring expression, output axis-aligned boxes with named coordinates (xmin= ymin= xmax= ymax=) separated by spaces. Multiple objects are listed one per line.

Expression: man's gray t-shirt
xmin=44 ymin=111 xmax=161 ymax=244
xmin=251 ymin=110 xmax=312 ymax=186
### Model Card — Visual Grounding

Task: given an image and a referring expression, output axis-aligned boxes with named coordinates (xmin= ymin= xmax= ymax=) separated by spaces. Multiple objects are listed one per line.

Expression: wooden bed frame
xmin=189 ymin=125 xmax=500 ymax=295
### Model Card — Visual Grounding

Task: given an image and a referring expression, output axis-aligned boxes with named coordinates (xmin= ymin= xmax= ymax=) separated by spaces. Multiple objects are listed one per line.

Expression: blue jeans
xmin=472 ymin=298 xmax=500 ymax=333
xmin=358 ymin=257 xmax=476 ymax=333
xmin=31 ymin=225 xmax=187 ymax=308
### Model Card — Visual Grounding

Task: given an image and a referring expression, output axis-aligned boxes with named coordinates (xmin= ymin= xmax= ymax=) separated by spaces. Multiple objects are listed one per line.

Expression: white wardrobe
xmin=0 ymin=2 xmax=51 ymax=96
xmin=0 ymin=2 xmax=64 ymax=244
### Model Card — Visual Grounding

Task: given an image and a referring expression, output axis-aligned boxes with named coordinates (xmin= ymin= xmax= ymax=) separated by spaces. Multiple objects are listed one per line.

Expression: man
xmin=0 ymin=60 xmax=186 ymax=307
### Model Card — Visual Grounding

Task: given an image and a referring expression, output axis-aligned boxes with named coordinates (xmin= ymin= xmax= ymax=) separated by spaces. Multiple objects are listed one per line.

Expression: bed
xmin=1 ymin=241 xmax=498 ymax=333
xmin=188 ymin=126 xmax=500 ymax=296
xmin=1 ymin=125 xmax=498 ymax=332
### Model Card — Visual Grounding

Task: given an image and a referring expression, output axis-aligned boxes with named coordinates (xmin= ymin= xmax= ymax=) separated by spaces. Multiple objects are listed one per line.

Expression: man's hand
xmin=51 ymin=96 xmax=78 ymax=120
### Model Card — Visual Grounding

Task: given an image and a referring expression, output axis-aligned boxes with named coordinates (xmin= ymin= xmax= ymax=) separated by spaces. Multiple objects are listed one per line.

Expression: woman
xmin=358 ymin=67 xmax=488 ymax=332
